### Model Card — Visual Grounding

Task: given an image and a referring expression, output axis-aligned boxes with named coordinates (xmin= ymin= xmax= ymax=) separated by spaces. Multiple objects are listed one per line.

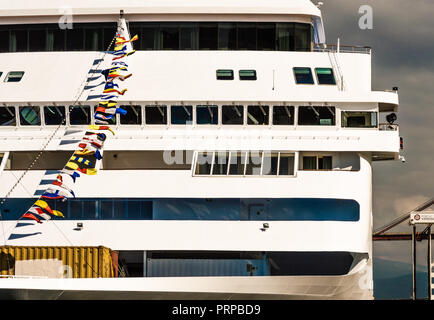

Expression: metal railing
xmin=314 ymin=44 xmax=372 ymax=55
xmin=379 ymin=123 xmax=399 ymax=131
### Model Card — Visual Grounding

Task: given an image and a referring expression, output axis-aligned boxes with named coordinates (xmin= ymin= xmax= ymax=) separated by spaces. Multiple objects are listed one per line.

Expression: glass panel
xmin=293 ymin=67 xmax=314 ymax=84
xmin=141 ymin=24 xmax=159 ymax=50
xmin=180 ymin=23 xmax=198 ymax=50
xmin=295 ymin=23 xmax=311 ymax=51
xmin=171 ymin=105 xmax=193 ymax=125
xmin=160 ymin=24 xmax=179 ymax=50
xmin=212 ymin=152 xmax=229 ymax=175
xmin=44 ymin=106 xmax=65 ymax=125
xmin=228 ymin=152 xmax=246 ymax=175
xmin=47 ymin=28 xmax=66 ymax=51
xmin=273 ymin=106 xmax=294 ymax=125
xmin=195 ymin=152 xmax=213 ymax=175
xmin=66 ymin=28 xmax=84 ymax=51
xmin=222 ymin=105 xmax=243 ymax=125
xmin=0 ymin=30 xmax=9 ymax=53
xmin=199 ymin=23 xmax=218 ymax=50
xmin=318 ymin=156 xmax=332 ymax=170
xmin=10 ymin=29 xmax=27 ymax=52
xmin=239 ymin=70 xmax=257 ymax=80
xmin=83 ymin=200 xmax=98 ymax=219
xmin=19 ymin=106 xmax=41 ymax=126
xmin=247 ymin=105 xmax=269 ymax=125
xmin=0 ymin=107 xmax=16 ymax=126
xmin=101 ymin=200 xmax=113 ymax=219
xmin=69 ymin=200 xmax=83 ymax=219
xmin=237 ymin=23 xmax=256 ymax=50
xmin=257 ymin=23 xmax=275 ymax=50
xmin=84 ymin=28 xmax=102 ymax=51
xmin=196 ymin=105 xmax=218 ymax=125
xmin=298 ymin=106 xmax=335 ymax=126
xmin=127 ymin=200 xmax=141 ymax=219
xmin=120 ymin=105 xmax=142 ymax=125
xmin=218 ymin=23 xmax=236 ymax=50
xmin=145 ymin=105 xmax=167 ymax=124
xmin=262 ymin=152 xmax=278 ymax=175
xmin=276 ymin=23 xmax=294 ymax=51
xmin=5 ymin=71 xmax=25 ymax=82
xmin=69 ymin=105 xmax=91 ymax=125
xmin=140 ymin=201 xmax=153 ymax=219
xmin=245 ymin=151 xmax=262 ymax=175
xmin=303 ymin=156 xmax=317 ymax=170
xmin=279 ymin=153 xmax=295 ymax=175
xmin=29 ymin=28 xmax=46 ymax=52
xmin=341 ymin=111 xmax=378 ymax=128
xmin=216 ymin=69 xmax=233 ymax=80
xmin=113 ymin=199 xmax=126 ymax=219
xmin=315 ymin=68 xmax=336 ymax=85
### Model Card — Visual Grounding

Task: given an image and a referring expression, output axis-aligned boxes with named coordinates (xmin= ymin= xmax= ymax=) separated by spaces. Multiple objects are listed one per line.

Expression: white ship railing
xmin=314 ymin=44 xmax=372 ymax=55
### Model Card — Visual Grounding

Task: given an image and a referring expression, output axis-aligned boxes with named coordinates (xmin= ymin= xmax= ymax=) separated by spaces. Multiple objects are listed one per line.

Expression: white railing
xmin=314 ymin=44 xmax=372 ymax=55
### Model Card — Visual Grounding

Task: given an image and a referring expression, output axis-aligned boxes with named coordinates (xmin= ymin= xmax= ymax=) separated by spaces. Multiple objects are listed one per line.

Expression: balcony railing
xmin=314 ymin=44 xmax=372 ymax=55
xmin=379 ymin=123 xmax=399 ymax=131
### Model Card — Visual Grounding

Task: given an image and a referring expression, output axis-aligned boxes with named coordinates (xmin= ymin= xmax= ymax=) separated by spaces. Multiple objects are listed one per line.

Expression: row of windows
xmin=194 ymin=151 xmax=295 ymax=176
xmin=0 ymin=105 xmax=378 ymax=128
xmin=0 ymin=22 xmax=312 ymax=53
xmin=0 ymin=71 xmax=25 ymax=82
xmin=216 ymin=68 xmax=336 ymax=85
xmin=1 ymin=198 xmax=359 ymax=221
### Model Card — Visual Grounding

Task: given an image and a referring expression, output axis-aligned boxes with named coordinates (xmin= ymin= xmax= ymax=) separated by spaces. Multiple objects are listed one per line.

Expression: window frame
xmin=145 ymin=105 xmax=168 ymax=126
xmin=239 ymin=70 xmax=257 ymax=81
xmin=0 ymin=106 xmax=17 ymax=127
xmin=18 ymin=105 xmax=41 ymax=127
xmin=4 ymin=71 xmax=25 ymax=83
xmin=315 ymin=68 xmax=336 ymax=85
xmin=293 ymin=67 xmax=315 ymax=85
xmin=341 ymin=110 xmax=378 ymax=129
xmin=216 ymin=69 xmax=234 ymax=80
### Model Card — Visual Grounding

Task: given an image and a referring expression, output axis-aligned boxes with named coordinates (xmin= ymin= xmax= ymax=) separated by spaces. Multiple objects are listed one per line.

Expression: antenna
xmin=120 ymin=10 xmax=124 ymax=18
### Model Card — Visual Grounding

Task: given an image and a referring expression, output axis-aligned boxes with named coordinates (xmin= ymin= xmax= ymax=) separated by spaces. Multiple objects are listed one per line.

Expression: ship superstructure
xmin=0 ymin=0 xmax=400 ymax=299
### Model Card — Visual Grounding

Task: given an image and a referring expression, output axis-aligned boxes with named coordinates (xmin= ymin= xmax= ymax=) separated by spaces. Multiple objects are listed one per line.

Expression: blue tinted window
xmin=316 ymin=68 xmax=336 ymax=85
xmin=171 ymin=105 xmax=192 ymax=125
xmin=19 ymin=106 xmax=41 ymax=126
xmin=293 ymin=67 xmax=314 ymax=84
xmin=196 ymin=105 xmax=218 ymax=125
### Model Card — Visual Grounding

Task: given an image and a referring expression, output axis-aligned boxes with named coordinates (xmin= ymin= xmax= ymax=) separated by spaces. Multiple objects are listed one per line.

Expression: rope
xmin=0 ymin=30 xmax=119 ymax=278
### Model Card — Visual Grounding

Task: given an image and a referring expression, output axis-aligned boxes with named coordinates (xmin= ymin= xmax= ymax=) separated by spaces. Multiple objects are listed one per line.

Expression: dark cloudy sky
xmin=321 ymin=0 xmax=433 ymax=229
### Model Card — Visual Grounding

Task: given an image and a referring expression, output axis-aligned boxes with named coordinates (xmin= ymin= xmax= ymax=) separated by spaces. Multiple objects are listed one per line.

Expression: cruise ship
xmin=0 ymin=0 xmax=401 ymax=299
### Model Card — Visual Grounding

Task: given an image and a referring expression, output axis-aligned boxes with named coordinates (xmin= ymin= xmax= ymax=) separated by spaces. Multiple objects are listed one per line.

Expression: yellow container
xmin=0 ymin=246 xmax=114 ymax=278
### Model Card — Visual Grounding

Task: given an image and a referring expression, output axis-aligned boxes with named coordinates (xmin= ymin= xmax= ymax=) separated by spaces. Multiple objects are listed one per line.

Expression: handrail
xmin=314 ymin=44 xmax=372 ymax=55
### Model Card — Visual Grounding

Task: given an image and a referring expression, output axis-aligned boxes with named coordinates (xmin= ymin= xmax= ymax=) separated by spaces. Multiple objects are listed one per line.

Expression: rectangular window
xmin=303 ymin=156 xmax=317 ymax=170
xmin=237 ymin=23 xmax=256 ymax=50
xmin=4 ymin=71 xmax=25 ymax=83
xmin=69 ymin=200 xmax=83 ymax=219
xmin=276 ymin=23 xmax=294 ymax=51
xmin=10 ymin=29 xmax=27 ymax=52
xmin=29 ymin=28 xmax=47 ymax=52
xmin=239 ymin=70 xmax=257 ymax=81
xmin=228 ymin=152 xmax=246 ymax=175
xmin=120 ymin=105 xmax=142 ymax=125
xmin=199 ymin=23 xmax=218 ymax=50
xmin=212 ymin=152 xmax=229 ymax=175
xmin=160 ymin=24 xmax=180 ymax=50
xmin=293 ymin=67 xmax=314 ymax=84
xmin=0 ymin=107 xmax=16 ymax=126
xmin=141 ymin=24 xmax=159 ymax=50
xmin=145 ymin=105 xmax=167 ymax=125
xmin=257 ymin=23 xmax=275 ymax=50
xmin=279 ymin=153 xmax=295 ymax=175
xmin=47 ymin=28 xmax=66 ymax=51
xmin=247 ymin=105 xmax=269 ymax=125
xmin=218 ymin=23 xmax=236 ymax=50
xmin=19 ymin=106 xmax=41 ymax=126
xmin=318 ymin=156 xmax=332 ymax=170
xmin=341 ymin=111 xmax=378 ymax=128
xmin=171 ymin=105 xmax=193 ymax=125
xmin=245 ymin=151 xmax=262 ymax=175
xmin=100 ymin=200 xmax=113 ymax=219
xmin=294 ymin=23 xmax=311 ymax=51
xmin=262 ymin=152 xmax=279 ymax=175
xmin=196 ymin=105 xmax=218 ymax=125
xmin=273 ymin=106 xmax=294 ymax=125
xmin=66 ymin=28 xmax=84 ymax=51
xmin=302 ymin=155 xmax=332 ymax=170
xmin=44 ymin=106 xmax=65 ymax=125
xmin=222 ymin=105 xmax=244 ymax=125
xmin=84 ymin=28 xmax=103 ymax=51
xmin=0 ymin=30 xmax=8 ymax=53
xmin=69 ymin=105 xmax=91 ymax=125
xmin=216 ymin=69 xmax=234 ymax=80
xmin=195 ymin=152 xmax=213 ymax=175
xmin=180 ymin=23 xmax=198 ymax=50
xmin=298 ymin=106 xmax=335 ymax=126
xmin=315 ymin=68 xmax=336 ymax=85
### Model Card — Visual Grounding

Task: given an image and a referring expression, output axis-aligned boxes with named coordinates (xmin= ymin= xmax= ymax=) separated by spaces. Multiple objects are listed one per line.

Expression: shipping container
xmin=0 ymin=246 xmax=115 ymax=278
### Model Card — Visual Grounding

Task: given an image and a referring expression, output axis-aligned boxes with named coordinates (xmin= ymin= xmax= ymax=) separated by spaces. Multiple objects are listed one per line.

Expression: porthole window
xmin=5 ymin=71 xmax=25 ymax=83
